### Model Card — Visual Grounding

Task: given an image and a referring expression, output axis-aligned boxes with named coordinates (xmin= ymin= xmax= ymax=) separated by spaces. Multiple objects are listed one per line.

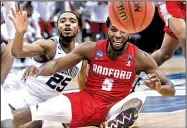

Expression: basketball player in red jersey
xmin=152 ymin=1 xmax=186 ymax=66
xmin=12 ymin=16 xmax=175 ymax=128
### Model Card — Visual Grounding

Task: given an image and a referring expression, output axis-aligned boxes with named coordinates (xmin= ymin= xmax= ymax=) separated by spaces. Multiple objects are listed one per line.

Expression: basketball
xmin=108 ymin=2 xmax=155 ymax=33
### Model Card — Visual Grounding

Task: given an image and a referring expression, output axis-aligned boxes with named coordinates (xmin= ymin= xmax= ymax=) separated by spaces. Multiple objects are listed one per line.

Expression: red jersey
xmin=84 ymin=40 xmax=138 ymax=105
xmin=65 ymin=40 xmax=138 ymax=127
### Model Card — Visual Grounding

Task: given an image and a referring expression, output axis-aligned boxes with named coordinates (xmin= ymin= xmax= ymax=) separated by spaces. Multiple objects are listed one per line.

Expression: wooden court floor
xmin=133 ymin=110 xmax=185 ymax=128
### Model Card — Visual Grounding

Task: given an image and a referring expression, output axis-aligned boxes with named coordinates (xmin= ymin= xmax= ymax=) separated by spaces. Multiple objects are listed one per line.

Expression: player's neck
xmin=59 ymin=38 xmax=76 ymax=53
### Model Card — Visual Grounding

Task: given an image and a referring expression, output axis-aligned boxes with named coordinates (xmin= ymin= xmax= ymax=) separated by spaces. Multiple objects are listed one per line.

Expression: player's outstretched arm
xmin=136 ymin=49 xmax=175 ymax=97
xmin=9 ymin=3 xmax=54 ymax=58
xmin=40 ymin=43 xmax=88 ymax=74
xmin=22 ymin=42 xmax=95 ymax=81
xmin=22 ymin=42 xmax=94 ymax=80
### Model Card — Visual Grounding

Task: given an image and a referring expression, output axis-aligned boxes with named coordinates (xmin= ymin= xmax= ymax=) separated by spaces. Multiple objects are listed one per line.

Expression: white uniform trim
xmin=158 ymin=2 xmax=172 ymax=26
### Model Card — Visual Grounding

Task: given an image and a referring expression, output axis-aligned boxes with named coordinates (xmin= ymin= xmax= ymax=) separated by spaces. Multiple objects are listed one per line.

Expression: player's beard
xmin=58 ymin=31 xmax=77 ymax=44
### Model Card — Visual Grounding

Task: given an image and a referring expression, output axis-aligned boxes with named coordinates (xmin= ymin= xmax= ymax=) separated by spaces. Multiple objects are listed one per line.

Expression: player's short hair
xmin=24 ymin=1 xmax=33 ymax=9
xmin=106 ymin=16 xmax=111 ymax=28
xmin=57 ymin=11 xmax=82 ymax=28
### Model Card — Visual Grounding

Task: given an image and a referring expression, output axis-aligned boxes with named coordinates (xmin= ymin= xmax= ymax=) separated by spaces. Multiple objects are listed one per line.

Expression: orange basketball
xmin=108 ymin=2 xmax=155 ymax=33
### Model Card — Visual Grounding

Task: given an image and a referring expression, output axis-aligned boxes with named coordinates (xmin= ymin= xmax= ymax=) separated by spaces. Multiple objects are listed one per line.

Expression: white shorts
xmin=1 ymin=87 xmax=13 ymax=120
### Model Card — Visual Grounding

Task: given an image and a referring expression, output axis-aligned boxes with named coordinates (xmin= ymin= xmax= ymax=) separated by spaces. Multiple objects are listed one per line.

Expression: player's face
xmin=108 ymin=25 xmax=130 ymax=51
xmin=57 ymin=12 xmax=80 ymax=40
xmin=26 ymin=7 xmax=33 ymax=17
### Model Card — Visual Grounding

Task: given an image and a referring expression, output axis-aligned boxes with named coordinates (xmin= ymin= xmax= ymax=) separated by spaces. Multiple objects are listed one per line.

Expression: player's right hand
xmin=22 ymin=65 xmax=41 ymax=82
xmin=144 ymin=73 xmax=161 ymax=92
xmin=8 ymin=4 xmax=28 ymax=34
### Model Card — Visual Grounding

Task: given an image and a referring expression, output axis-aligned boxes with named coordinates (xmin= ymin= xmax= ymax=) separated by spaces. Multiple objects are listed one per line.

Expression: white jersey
xmin=15 ymin=36 xmax=82 ymax=103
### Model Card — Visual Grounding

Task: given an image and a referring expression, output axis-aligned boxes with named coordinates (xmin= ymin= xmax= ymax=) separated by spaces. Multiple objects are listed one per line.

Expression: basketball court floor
xmin=43 ymin=55 xmax=186 ymax=128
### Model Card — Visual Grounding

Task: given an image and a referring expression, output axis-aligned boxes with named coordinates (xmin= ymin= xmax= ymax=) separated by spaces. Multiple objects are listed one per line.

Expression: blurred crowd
xmin=1 ymin=1 xmax=182 ymax=72
xmin=1 ymin=1 xmax=110 ymax=43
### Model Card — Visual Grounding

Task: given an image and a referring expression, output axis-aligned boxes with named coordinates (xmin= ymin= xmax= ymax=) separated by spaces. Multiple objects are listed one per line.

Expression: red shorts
xmin=64 ymin=91 xmax=113 ymax=128
xmin=90 ymin=21 xmax=108 ymax=33
xmin=158 ymin=2 xmax=186 ymax=40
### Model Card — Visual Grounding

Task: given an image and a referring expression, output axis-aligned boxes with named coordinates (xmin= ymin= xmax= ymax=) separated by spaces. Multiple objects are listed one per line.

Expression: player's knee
xmin=130 ymin=98 xmax=142 ymax=110
xmin=164 ymin=53 xmax=173 ymax=60
xmin=178 ymin=33 xmax=186 ymax=45
xmin=160 ymin=50 xmax=173 ymax=61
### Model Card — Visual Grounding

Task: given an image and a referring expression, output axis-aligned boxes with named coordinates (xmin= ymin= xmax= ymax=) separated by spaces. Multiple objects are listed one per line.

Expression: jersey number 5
xmin=102 ymin=78 xmax=114 ymax=91
xmin=46 ymin=73 xmax=71 ymax=92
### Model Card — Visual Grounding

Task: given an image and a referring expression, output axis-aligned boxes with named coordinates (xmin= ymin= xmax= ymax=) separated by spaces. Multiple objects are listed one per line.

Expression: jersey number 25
xmin=46 ymin=73 xmax=71 ymax=92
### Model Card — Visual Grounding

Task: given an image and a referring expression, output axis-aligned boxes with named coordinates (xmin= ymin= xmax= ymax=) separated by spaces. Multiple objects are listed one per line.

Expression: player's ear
xmin=56 ymin=28 xmax=60 ymax=35
xmin=77 ymin=26 xmax=80 ymax=33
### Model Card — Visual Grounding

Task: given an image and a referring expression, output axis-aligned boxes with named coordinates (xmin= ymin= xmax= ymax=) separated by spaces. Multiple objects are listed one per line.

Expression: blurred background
xmin=1 ymin=1 xmax=183 ymax=72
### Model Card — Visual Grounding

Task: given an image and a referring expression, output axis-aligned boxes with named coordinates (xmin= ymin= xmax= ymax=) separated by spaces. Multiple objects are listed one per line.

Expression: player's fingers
xmin=22 ymin=67 xmax=30 ymax=82
xmin=148 ymin=73 xmax=156 ymax=79
xmin=15 ymin=4 xmax=19 ymax=14
xmin=23 ymin=11 xmax=28 ymax=20
xmin=19 ymin=4 xmax=23 ymax=15
xmin=11 ymin=8 xmax=16 ymax=17
xmin=155 ymin=82 xmax=161 ymax=92
xmin=144 ymin=81 xmax=150 ymax=87
xmin=28 ymin=65 xmax=36 ymax=77
xmin=34 ymin=68 xmax=40 ymax=78
xmin=150 ymin=78 xmax=160 ymax=84
xmin=25 ymin=67 xmax=32 ymax=81
xmin=144 ymin=80 xmax=155 ymax=89
xmin=8 ymin=16 xmax=15 ymax=24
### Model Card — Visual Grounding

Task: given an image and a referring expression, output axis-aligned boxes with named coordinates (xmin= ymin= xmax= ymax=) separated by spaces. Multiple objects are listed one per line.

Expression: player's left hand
xmin=144 ymin=73 xmax=161 ymax=92
xmin=21 ymin=65 xmax=42 ymax=82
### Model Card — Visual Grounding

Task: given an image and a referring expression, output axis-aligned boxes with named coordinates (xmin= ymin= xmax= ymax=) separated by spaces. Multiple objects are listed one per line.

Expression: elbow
xmin=171 ymin=88 xmax=176 ymax=96
xmin=168 ymin=89 xmax=176 ymax=97
xmin=163 ymin=87 xmax=176 ymax=97
xmin=11 ymin=49 xmax=22 ymax=58
xmin=170 ymin=85 xmax=176 ymax=96
xmin=164 ymin=82 xmax=176 ymax=97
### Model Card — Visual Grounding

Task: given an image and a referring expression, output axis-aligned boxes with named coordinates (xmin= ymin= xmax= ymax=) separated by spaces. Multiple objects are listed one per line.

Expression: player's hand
xmin=144 ymin=73 xmax=161 ymax=92
xmin=8 ymin=4 xmax=28 ymax=34
xmin=22 ymin=65 xmax=41 ymax=82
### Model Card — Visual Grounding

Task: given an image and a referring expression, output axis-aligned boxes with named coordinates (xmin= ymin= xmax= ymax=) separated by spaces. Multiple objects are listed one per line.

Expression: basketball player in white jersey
xmin=1 ymin=2 xmax=16 ymax=128
xmin=2 ymin=3 xmax=87 ymax=127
